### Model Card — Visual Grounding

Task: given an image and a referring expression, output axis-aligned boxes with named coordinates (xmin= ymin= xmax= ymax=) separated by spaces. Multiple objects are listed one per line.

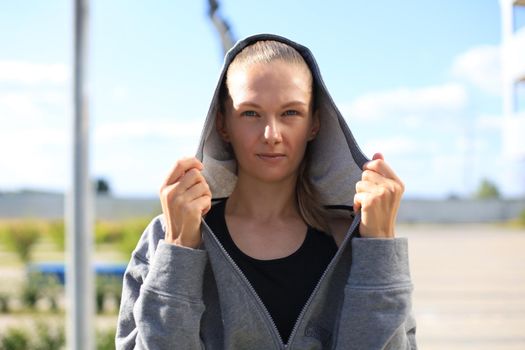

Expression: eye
xmin=283 ymin=110 xmax=299 ymax=116
xmin=241 ymin=110 xmax=258 ymax=117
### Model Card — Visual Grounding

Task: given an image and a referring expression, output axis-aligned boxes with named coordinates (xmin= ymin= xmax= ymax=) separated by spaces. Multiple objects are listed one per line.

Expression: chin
xmin=249 ymin=167 xmax=298 ymax=184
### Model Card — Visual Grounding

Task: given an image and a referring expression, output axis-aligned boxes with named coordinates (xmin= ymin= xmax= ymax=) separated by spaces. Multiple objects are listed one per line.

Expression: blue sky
xmin=0 ymin=1 xmax=520 ymax=198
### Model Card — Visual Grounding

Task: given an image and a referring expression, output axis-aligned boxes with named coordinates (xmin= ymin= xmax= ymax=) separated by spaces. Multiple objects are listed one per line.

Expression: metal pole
xmin=207 ymin=0 xmax=236 ymax=56
xmin=67 ymin=0 xmax=94 ymax=349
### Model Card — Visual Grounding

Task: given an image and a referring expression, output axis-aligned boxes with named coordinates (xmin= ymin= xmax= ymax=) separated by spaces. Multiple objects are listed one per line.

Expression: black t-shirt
xmin=204 ymin=199 xmax=338 ymax=343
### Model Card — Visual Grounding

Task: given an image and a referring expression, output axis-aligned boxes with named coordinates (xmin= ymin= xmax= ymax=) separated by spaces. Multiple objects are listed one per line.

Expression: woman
xmin=116 ymin=34 xmax=417 ymax=349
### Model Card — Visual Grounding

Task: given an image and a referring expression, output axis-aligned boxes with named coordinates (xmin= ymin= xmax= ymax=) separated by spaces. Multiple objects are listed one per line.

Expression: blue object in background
xmin=27 ymin=263 xmax=127 ymax=284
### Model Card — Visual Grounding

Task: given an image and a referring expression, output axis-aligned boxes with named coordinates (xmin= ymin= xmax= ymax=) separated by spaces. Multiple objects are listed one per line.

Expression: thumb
xmin=372 ymin=152 xmax=384 ymax=161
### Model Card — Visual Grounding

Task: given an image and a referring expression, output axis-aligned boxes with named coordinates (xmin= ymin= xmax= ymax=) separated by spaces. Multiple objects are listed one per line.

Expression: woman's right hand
xmin=159 ymin=157 xmax=212 ymax=248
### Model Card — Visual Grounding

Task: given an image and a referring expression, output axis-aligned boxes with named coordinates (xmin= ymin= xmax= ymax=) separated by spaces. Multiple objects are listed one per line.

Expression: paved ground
xmin=398 ymin=224 xmax=525 ymax=350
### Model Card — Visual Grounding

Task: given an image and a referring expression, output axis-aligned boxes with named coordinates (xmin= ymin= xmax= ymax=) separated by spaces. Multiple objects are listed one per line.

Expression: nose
xmin=263 ymin=119 xmax=282 ymax=144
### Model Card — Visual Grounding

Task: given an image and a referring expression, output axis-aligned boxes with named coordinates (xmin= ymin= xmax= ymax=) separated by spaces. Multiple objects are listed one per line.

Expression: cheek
xmin=228 ymin=124 xmax=257 ymax=150
xmin=293 ymin=125 xmax=314 ymax=146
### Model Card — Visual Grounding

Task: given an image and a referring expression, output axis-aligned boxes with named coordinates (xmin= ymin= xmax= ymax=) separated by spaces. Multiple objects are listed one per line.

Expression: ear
xmin=216 ymin=111 xmax=230 ymax=142
xmin=308 ymin=109 xmax=320 ymax=141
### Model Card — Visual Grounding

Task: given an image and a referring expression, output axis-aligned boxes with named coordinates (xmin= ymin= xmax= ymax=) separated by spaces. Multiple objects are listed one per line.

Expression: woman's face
xmin=217 ymin=60 xmax=319 ymax=184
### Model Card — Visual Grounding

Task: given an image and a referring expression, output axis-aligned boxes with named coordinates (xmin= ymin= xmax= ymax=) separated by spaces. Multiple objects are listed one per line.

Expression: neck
xmin=226 ymin=174 xmax=299 ymax=222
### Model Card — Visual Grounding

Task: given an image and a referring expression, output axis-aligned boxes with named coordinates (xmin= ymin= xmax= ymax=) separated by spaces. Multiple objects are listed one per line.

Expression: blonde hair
xmin=220 ymin=40 xmax=330 ymax=234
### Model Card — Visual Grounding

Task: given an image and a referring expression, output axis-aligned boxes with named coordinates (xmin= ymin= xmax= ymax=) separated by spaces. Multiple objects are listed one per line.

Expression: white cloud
xmin=476 ymin=114 xmax=504 ymax=130
xmin=431 ymin=153 xmax=468 ymax=190
xmin=0 ymin=125 xmax=70 ymax=192
xmin=451 ymin=45 xmax=501 ymax=95
xmin=0 ymin=89 xmax=69 ymax=126
xmin=110 ymin=86 xmax=129 ymax=101
xmin=0 ymin=127 xmax=69 ymax=147
xmin=95 ymin=119 xmax=204 ymax=143
xmin=362 ymin=137 xmax=422 ymax=156
xmin=0 ymin=61 xmax=69 ymax=85
xmin=92 ymin=120 xmax=206 ymax=195
xmin=0 ymin=118 xmax=205 ymax=194
xmin=333 ymin=43 xmax=512 ymax=197
xmin=342 ymin=83 xmax=467 ymax=121
xmin=502 ymin=113 xmax=525 ymax=159
xmin=0 ymin=92 xmax=43 ymax=120
xmin=0 ymin=78 xmax=207 ymax=194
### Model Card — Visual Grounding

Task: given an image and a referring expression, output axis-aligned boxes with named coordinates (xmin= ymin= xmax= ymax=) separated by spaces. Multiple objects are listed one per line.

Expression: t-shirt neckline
xmin=217 ymin=198 xmax=312 ymax=264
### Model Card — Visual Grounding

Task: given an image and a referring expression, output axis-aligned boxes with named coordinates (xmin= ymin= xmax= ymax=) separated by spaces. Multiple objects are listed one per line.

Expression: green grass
xmin=0 ymin=217 xmax=149 ymax=266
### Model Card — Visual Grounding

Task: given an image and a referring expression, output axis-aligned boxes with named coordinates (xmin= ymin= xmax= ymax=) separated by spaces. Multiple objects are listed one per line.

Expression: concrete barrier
xmin=398 ymin=198 xmax=525 ymax=223
xmin=0 ymin=192 xmax=524 ymax=223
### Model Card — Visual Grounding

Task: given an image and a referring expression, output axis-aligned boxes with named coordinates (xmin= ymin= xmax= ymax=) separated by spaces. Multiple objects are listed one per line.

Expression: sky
xmin=0 ymin=0 xmax=523 ymax=199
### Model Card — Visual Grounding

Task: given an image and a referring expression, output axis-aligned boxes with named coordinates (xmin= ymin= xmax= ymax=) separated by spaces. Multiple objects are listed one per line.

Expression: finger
xmin=160 ymin=170 xmax=207 ymax=203
xmin=183 ymin=181 xmax=212 ymax=202
xmin=163 ymin=157 xmax=203 ymax=186
xmin=353 ymin=192 xmax=366 ymax=212
xmin=372 ymin=152 xmax=384 ymax=161
xmin=355 ymin=180 xmax=377 ymax=193
xmin=176 ymin=168 xmax=207 ymax=192
xmin=361 ymin=169 xmax=384 ymax=184
xmin=191 ymin=194 xmax=212 ymax=216
xmin=363 ymin=156 xmax=400 ymax=182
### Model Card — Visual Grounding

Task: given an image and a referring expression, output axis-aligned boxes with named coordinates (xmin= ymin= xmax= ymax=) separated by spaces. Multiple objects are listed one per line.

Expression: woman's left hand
xmin=353 ymin=152 xmax=404 ymax=238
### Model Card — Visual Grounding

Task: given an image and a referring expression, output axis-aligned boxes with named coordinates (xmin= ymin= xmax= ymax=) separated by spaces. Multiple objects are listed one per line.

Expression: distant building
xmin=500 ymin=0 xmax=525 ymax=195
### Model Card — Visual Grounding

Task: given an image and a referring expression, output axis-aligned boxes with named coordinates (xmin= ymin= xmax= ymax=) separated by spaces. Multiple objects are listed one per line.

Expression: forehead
xmin=226 ymin=61 xmax=312 ymax=104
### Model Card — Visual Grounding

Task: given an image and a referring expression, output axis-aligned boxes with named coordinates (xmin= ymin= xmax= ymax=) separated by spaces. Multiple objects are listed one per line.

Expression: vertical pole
xmin=500 ymin=0 xmax=515 ymax=118
xmin=67 ymin=0 xmax=94 ymax=349
xmin=499 ymin=0 xmax=525 ymax=195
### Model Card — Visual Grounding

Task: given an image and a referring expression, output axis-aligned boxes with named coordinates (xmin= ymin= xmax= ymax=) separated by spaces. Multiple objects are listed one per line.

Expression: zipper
xmin=201 ymin=219 xmax=286 ymax=349
xmin=201 ymin=212 xmax=360 ymax=349
xmin=284 ymin=213 xmax=360 ymax=348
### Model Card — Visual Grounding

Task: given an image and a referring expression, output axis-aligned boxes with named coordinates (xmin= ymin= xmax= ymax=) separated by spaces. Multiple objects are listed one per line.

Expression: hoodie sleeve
xmin=335 ymin=237 xmax=417 ymax=350
xmin=115 ymin=216 xmax=208 ymax=350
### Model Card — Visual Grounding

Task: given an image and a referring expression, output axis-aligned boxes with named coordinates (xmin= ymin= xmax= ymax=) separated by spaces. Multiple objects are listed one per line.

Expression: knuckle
xmin=160 ymin=186 xmax=171 ymax=200
xmin=181 ymin=201 xmax=193 ymax=214
xmin=180 ymin=155 xmax=193 ymax=163
xmin=188 ymin=168 xmax=199 ymax=177
xmin=168 ymin=189 xmax=179 ymax=203
xmin=173 ymin=159 xmax=182 ymax=172
xmin=368 ymin=195 xmax=379 ymax=206
xmin=390 ymin=180 xmax=403 ymax=195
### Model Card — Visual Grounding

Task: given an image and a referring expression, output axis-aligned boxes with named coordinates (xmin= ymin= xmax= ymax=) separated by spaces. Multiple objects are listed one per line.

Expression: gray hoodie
xmin=116 ymin=33 xmax=417 ymax=350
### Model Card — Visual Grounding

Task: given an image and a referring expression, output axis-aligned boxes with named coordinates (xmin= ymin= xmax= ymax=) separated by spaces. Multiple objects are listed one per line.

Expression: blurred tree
xmin=475 ymin=179 xmax=501 ymax=199
xmin=47 ymin=220 xmax=65 ymax=251
xmin=95 ymin=177 xmax=111 ymax=195
xmin=0 ymin=221 xmax=41 ymax=263
xmin=0 ymin=327 xmax=30 ymax=350
xmin=519 ymin=209 xmax=525 ymax=227
xmin=447 ymin=192 xmax=461 ymax=200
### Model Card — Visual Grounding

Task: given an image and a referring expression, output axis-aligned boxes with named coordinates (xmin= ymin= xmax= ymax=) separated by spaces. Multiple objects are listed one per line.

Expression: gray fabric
xmin=116 ymin=33 xmax=417 ymax=349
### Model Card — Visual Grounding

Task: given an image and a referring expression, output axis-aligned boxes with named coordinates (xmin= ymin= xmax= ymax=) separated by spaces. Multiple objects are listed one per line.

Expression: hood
xmin=195 ymin=33 xmax=368 ymax=209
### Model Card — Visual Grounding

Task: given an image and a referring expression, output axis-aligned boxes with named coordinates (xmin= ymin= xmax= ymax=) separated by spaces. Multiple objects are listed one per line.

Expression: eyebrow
xmin=237 ymin=101 xmax=308 ymax=109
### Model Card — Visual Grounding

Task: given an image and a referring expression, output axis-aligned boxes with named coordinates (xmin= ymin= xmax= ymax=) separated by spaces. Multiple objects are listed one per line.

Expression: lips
xmin=256 ymin=153 xmax=286 ymax=161
xmin=257 ymin=153 xmax=285 ymax=158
